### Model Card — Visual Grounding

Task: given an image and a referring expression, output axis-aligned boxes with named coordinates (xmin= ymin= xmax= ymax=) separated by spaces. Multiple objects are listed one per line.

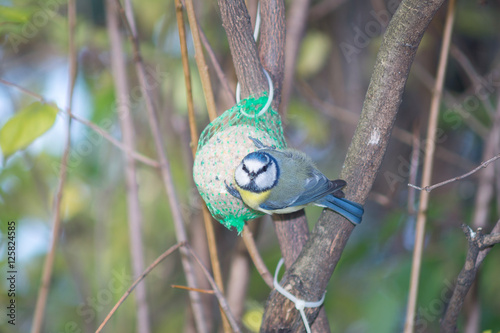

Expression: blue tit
xmin=225 ymin=137 xmax=364 ymax=224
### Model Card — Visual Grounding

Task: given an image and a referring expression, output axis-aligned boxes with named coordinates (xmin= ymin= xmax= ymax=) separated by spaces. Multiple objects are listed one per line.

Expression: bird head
xmin=234 ymin=151 xmax=279 ymax=193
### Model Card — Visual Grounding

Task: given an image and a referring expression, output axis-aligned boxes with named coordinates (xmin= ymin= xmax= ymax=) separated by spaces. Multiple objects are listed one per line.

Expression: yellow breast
xmin=236 ymin=186 xmax=271 ymax=212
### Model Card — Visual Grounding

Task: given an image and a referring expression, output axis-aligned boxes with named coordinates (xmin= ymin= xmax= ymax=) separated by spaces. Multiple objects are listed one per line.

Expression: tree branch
xmin=115 ymin=1 xmax=207 ymax=331
xmin=408 ymin=153 xmax=500 ymax=192
xmin=96 ymin=242 xmax=184 ymax=333
xmin=280 ymin=0 xmax=311 ymax=117
xmin=440 ymin=222 xmax=500 ymax=333
xmin=31 ymin=1 xmax=76 ymax=331
xmin=177 ymin=1 xmax=230 ymax=330
xmin=217 ymin=0 xmax=267 ymax=99
xmin=107 ymin=0 xmax=150 ymax=331
xmin=261 ymin=0 xmax=446 ymax=331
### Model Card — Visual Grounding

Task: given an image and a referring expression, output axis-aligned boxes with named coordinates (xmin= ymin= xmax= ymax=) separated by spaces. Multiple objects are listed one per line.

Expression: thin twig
xmin=476 ymin=215 xmax=500 ymax=269
xmin=480 ymin=231 xmax=500 ymax=247
xmin=96 ymin=242 xmax=184 ymax=333
xmin=408 ymin=153 xmax=500 ymax=192
xmin=185 ymin=245 xmax=242 ymax=333
xmin=175 ymin=1 xmax=230 ymax=331
xmin=184 ymin=0 xmax=217 ymax=120
xmin=171 ymin=285 xmax=215 ymax=294
xmin=69 ymin=112 xmax=159 ymax=168
xmin=280 ymin=0 xmax=311 ymax=117
xmin=241 ymin=224 xmax=273 ymax=288
xmin=404 ymin=1 xmax=456 ymax=332
xmin=106 ymin=1 xmax=150 ymax=331
xmin=176 ymin=0 xmax=198 ymax=155
xmin=411 ymin=61 xmax=489 ymax=138
xmin=179 ymin=0 xmax=234 ymax=104
xmin=450 ymin=45 xmax=495 ymax=116
xmin=30 ymin=1 xmax=77 ymax=332
xmin=407 ymin=123 xmax=421 ymax=215
xmin=0 ymin=78 xmax=159 ymax=168
xmin=308 ymin=0 xmax=347 ymax=21
xmin=226 ymin=226 xmax=254 ymax=322
xmin=115 ymin=1 xmax=207 ymax=332
xmin=198 ymin=27 xmax=235 ymax=105
xmin=0 ymin=78 xmax=44 ymax=99
xmin=297 ymin=78 xmax=476 ymax=171
xmin=470 ymin=94 xmax=500 ymax=229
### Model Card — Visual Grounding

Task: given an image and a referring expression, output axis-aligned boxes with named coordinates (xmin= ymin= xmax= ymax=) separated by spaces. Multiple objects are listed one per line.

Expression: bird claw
xmin=225 ymin=180 xmax=242 ymax=200
xmin=249 ymin=136 xmax=276 ymax=150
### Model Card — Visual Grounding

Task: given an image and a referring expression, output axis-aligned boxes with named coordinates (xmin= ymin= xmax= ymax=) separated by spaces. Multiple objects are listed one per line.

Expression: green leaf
xmin=0 ymin=102 xmax=59 ymax=157
xmin=297 ymin=31 xmax=332 ymax=78
xmin=0 ymin=6 xmax=32 ymax=24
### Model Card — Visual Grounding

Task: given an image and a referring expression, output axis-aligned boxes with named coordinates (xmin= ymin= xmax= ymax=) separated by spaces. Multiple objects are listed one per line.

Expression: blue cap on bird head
xmin=235 ymin=151 xmax=279 ymax=192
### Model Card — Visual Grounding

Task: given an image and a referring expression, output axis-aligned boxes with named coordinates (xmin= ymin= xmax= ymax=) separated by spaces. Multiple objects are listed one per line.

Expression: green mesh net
xmin=193 ymin=94 xmax=286 ymax=233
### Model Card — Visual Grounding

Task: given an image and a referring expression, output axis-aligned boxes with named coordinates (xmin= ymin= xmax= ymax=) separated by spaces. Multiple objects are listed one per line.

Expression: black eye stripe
xmin=242 ymin=156 xmax=275 ymax=177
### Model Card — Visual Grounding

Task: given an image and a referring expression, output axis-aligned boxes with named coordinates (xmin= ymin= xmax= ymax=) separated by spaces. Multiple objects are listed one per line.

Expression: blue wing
xmin=260 ymin=169 xmax=364 ymax=224
xmin=259 ymin=170 xmax=345 ymax=209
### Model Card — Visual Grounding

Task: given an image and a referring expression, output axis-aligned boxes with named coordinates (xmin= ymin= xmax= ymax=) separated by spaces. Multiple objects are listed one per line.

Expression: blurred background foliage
xmin=0 ymin=0 xmax=499 ymax=332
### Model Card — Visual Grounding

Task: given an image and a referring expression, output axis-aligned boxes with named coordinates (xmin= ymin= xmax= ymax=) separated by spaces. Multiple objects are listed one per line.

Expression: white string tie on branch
xmin=273 ymin=258 xmax=326 ymax=333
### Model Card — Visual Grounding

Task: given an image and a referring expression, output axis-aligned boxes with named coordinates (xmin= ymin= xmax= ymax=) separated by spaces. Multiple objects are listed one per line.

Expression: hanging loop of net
xmin=235 ymin=68 xmax=273 ymax=118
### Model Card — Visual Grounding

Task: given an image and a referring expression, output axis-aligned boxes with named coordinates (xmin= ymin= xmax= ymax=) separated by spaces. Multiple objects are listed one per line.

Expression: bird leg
xmin=224 ymin=180 xmax=242 ymax=200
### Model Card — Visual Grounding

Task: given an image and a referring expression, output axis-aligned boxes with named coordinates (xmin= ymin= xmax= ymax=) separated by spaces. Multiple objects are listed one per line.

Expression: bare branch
xmin=242 ymin=224 xmax=273 ymax=288
xmin=308 ymin=0 xmax=347 ymax=21
xmin=476 ymin=220 xmax=500 ymax=268
xmin=171 ymin=285 xmax=215 ymax=294
xmin=184 ymin=0 xmax=217 ymax=120
xmin=411 ymin=61 xmax=490 ymax=138
xmin=279 ymin=0 xmax=310 ymax=116
xmin=96 ymin=242 xmax=184 ymax=333
xmin=217 ymin=0 xmax=267 ymax=99
xmin=450 ymin=45 xmax=496 ymax=115
xmin=440 ymin=224 xmax=500 ymax=333
xmin=106 ymin=0 xmax=150 ymax=331
xmin=185 ymin=245 xmax=242 ymax=333
xmin=30 ymin=2 xmax=77 ymax=332
xmin=261 ymin=0 xmax=447 ymax=330
xmin=407 ymin=123 xmax=421 ymax=215
xmin=405 ymin=1 xmax=456 ymax=331
xmin=198 ymin=27 xmax=235 ymax=105
xmin=297 ymin=78 xmax=475 ymax=170
xmin=114 ymin=0 xmax=207 ymax=331
xmin=408 ymin=153 xmax=500 ymax=192
xmin=0 ymin=78 xmax=160 ymax=168
xmin=176 ymin=2 xmax=230 ymax=330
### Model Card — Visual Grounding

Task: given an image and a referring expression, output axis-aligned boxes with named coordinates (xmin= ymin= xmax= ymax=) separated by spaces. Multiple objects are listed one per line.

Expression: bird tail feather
xmin=317 ymin=195 xmax=364 ymax=224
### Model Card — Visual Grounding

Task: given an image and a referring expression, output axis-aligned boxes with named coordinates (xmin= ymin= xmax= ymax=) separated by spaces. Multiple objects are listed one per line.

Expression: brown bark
xmin=441 ymin=222 xmax=500 ymax=333
xmin=260 ymin=0 xmax=446 ymax=331
xmin=217 ymin=0 xmax=267 ymax=99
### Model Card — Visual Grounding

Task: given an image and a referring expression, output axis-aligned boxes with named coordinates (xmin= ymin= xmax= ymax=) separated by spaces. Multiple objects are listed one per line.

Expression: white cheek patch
xmin=245 ymin=158 xmax=266 ymax=173
xmin=235 ymin=164 xmax=250 ymax=186
xmin=254 ymin=162 xmax=277 ymax=190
